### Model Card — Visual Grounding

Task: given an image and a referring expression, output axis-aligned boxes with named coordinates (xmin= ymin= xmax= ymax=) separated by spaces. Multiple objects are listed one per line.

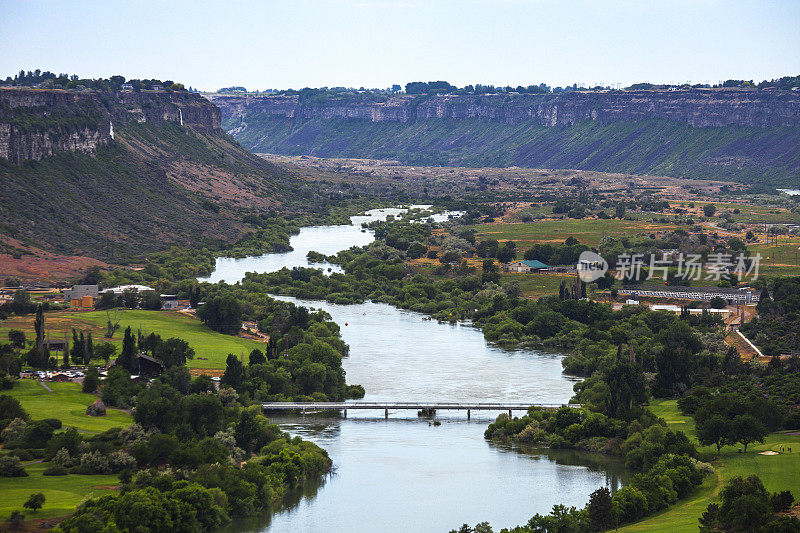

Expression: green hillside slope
xmin=226 ymin=116 xmax=800 ymax=187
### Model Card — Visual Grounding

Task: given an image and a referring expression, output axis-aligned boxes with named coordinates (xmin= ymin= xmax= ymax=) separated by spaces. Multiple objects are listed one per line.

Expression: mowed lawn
xmin=472 ymin=219 xmax=675 ymax=248
xmin=621 ymin=400 xmax=800 ymax=532
xmin=63 ymin=309 xmax=266 ymax=369
xmin=0 ymin=462 xmax=119 ymax=521
xmin=8 ymin=380 xmax=131 ymax=432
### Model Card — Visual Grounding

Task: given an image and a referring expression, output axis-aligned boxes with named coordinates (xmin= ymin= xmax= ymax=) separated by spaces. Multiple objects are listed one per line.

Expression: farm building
xmin=506 ymin=260 xmax=550 ymax=273
xmin=63 ymin=285 xmax=99 ymax=307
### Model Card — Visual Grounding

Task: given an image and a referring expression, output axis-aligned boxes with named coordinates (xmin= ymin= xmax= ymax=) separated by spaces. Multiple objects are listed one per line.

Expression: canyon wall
xmin=210 ymin=89 xmax=800 ymax=129
xmin=0 ymin=88 xmax=220 ymax=163
xmin=209 ymin=89 xmax=800 ymax=186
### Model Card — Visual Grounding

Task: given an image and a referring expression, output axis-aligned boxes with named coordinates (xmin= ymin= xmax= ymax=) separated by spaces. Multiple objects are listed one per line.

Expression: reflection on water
xmin=222 ymin=416 xmax=629 ymax=533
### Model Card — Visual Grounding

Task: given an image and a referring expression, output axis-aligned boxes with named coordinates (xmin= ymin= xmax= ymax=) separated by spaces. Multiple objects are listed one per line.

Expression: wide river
xmin=208 ymin=208 xmax=627 ymax=533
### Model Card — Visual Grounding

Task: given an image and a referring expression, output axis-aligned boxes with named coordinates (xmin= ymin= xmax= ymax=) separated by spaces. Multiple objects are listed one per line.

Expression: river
xmin=207 ymin=207 xmax=628 ymax=532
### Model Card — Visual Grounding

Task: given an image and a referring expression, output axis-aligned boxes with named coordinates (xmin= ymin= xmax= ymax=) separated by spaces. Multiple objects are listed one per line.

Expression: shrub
xmin=0 ymin=455 xmax=28 ymax=477
xmin=11 ymin=449 xmax=33 ymax=461
xmin=109 ymin=450 xmax=137 ymax=473
xmin=43 ymin=464 xmax=68 ymax=476
xmin=53 ymin=447 xmax=73 ymax=468
xmin=1 ymin=418 xmax=27 ymax=443
xmin=79 ymin=451 xmax=110 ymax=474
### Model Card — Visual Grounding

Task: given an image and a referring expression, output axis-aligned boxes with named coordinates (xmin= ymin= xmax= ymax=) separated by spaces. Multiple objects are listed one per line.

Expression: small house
xmin=121 ymin=83 xmax=134 ymax=91
xmin=506 ymin=260 xmax=550 ymax=273
xmin=42 ymin=339 xmax=68 ymax=352
xmin=136 ymin=354 xmax=165 ymax=377
xmin=149 ymin=85 xmax=164 ymax=92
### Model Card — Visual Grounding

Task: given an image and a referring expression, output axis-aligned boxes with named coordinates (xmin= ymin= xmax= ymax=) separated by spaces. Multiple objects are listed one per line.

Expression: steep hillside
xmin=212 ymin=90 xmax=800 ymax=186
xmin=0 ymin=88 xmax=325 ymax=263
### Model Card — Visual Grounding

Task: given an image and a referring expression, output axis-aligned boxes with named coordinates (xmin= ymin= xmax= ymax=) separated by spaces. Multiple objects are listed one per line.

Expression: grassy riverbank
xmin=620 ymin=400 xmax=800 ymax=532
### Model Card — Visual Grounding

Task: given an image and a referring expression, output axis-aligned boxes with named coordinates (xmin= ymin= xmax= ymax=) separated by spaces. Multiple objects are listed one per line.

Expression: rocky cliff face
xmin=0 ymin=88 xmax=220 ymax=163
xmin=210 ymin=89 xmax=800 ymax=186
xmin=211 ymin=89 xmax=800 ymax=129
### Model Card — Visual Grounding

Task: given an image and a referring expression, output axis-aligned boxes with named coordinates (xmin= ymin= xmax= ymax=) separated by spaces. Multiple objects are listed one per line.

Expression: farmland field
xmin=471 ymin=219 xmax=677 ymax=247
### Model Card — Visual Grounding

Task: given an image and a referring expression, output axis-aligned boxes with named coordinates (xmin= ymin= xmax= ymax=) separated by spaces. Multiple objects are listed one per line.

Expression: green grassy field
xmin=502 ymin=272 xmax=573 ymax=298
xmin=620 ymin=400 xmax=800 ymax=532
xmin=0 ymin=309 xmax=267 ymax=370
xmin=8 ymin=380 xmax=131 ymax=433
xmin=0 ymin=462 xmax=119 ymax=521
xmin=472 ymin=219 xmax=676 ymax=248
xmin=75 ymin=310 xmax=266 ymax=369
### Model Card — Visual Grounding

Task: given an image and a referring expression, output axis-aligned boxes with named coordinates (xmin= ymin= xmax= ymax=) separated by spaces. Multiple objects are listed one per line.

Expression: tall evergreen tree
xmin=118 ymin=326 xmax=137 ymax=372
xmin=33 ymin=305 xmax=45 ymax=347
xmin=84 ymin=332 xmax=94 ymax=364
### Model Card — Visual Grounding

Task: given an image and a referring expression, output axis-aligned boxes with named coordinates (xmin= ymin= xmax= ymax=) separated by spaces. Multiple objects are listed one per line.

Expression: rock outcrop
xmin=0 ymin=88 xmax=221 ymax=163
xmin=86 ymin=399 xmax=106 ymax=417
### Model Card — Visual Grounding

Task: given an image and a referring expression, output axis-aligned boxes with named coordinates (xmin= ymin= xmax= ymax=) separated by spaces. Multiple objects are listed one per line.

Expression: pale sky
xmin=1 ymin=0 xmax=798 ymax=91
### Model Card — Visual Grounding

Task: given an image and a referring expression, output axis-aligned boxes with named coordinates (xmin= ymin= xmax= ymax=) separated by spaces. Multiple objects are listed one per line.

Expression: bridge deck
xmin=262 ymin=402 xmax=574 ymax=411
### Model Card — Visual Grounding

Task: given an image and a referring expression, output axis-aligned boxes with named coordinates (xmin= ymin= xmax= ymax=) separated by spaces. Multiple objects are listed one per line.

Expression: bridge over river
xmin=262 ymin=401 xmax=578 ymax=419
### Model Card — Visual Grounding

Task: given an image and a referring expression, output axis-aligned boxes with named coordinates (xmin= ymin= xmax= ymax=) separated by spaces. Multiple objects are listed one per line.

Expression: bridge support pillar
xmin=343 ymin=408 xmax=347 ymax=418
xmin=467 ymin=409 xmax=471 ymax=420
xmin=508 ymin=409 xmax=512 ymax=418
xmin=385 ymin=408 xmax=389 ymax=419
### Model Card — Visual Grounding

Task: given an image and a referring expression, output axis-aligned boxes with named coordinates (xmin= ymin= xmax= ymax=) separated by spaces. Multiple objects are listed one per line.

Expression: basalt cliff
xmin=0 ymin=87 xmax=220 ymax=163
xmin=0 ymin=88 xmax=324 ymax=262
xmin=211 ymin=89 xmax=800 ymax=186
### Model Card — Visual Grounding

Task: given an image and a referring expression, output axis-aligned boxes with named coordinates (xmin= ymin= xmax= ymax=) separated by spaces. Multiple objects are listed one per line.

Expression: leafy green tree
xmin=481 ymin=259 xmax=500 ymax=283
xmin=82 ymin=367 xmax=100 ymax=393
xmin=731 ymin=414 xmax=767 ymax=452
xmin=588 ymin=486 xmax=614 ymax=531
xmin=134 ymin=382 xmax=181 ymax=432
xmin=23 ymin=493 xmax=45 ymax=513
xmin=715 ymin=476 xmax=771 ymax=532
xmin=139 ymin=291 xmax=162 ymax=310
xmin=94 ymin=291 xmax=118 ymax=310
xmin=221 ymin=353 xmax=245 ymax=390
xmin=7 ymin=330 xmax=25 ymax=350
xmin=121 ymin=288 xmax=139 ymax=309
xmin=248 ymin=349 xmax=266 ymax=366
xmin=697 ymin=415 xmax=730 ymax=454
xmin=95 ymin=342 xmax=116 ymax=366
xmin=0 ymin=395 xmax=29 ymax=421
xmin=153 ymin=337 xmax=194 ymax=368
xmin=603 ymin=356 xmax=646 ymax=418
xmin=703 ymin=204 xmax=717 ymax=217
xmin=197 ymin=295 xmax=243 ymax=334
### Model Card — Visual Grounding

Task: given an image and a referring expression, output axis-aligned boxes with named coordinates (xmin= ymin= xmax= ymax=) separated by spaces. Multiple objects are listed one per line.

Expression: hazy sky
xmin=1 ymin=0 xmax=798 ymax=91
